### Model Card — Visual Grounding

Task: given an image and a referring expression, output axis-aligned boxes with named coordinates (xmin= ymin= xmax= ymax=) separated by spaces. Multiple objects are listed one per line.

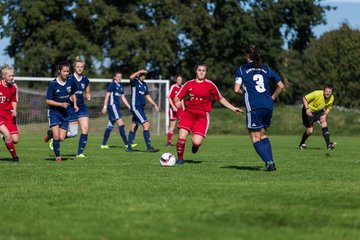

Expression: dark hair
xmin=194 ymin=62 xmax=207 ymax=72
xmin=324 ymin=84 xmax=333 ymax=90
xmin=246 ymin=45 xmax=261 ymax=68
xmin=57 ymin=62 xmax=70 ymax=71
xmin=114 ymin=71 xmax=122 ymax=76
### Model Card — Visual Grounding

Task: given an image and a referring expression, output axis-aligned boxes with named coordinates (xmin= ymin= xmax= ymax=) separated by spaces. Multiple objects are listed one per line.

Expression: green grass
xmin=1 ymin=134 xmax=359 ymax=240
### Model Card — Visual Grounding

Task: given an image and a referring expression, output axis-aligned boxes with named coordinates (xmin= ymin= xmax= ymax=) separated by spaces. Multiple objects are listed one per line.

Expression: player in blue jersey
xmin=101 ymin=71 xmax=137 ymax=149
xmin=66 ymin=57 xmax=91 ymax=158
xmin=234 ymin=45 xmax=284 ymax=171
xmin=127 ymin=69 xmax=159 ymax=152
xmin=45 ymin=62 xmax=78 ymax=162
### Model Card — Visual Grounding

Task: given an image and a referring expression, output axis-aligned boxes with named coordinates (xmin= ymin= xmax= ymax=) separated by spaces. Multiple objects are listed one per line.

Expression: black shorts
xmin=302 ymin=107 xmax=324 ymax=128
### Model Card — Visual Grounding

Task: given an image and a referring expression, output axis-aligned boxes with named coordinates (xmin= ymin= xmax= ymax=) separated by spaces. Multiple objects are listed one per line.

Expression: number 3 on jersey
xmin=253 ymin=74 xmax=266 ymax=93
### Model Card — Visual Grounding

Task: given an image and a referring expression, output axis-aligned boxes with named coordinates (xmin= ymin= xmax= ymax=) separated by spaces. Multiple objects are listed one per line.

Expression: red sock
xmin=167 ymin=130 xmax=173 ymax=144
xmin=176 ymin=138 xmax=186 ymax=160
xmin=5 ymin=140 xmax=17 ymax=158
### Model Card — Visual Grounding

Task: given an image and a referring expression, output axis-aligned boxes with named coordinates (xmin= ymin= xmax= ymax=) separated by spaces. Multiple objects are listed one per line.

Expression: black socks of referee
xmin=322 ymin=127 xmax=331 ymax=147
xmin=300 ymin=131 xmax=310 ymax=145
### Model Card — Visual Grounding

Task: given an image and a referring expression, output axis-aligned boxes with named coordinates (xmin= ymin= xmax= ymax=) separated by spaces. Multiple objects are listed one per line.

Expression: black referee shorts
xmin=302 ymin=107 xmax=324 ymax=128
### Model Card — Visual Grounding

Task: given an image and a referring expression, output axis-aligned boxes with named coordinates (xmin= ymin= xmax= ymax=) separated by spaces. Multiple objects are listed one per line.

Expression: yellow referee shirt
xmin=305 ymin=90 xmax=334 ymax=112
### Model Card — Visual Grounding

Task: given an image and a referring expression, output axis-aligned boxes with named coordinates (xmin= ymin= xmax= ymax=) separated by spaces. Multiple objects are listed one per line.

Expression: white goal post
xmin=15 ymin=77 xmax=170 ymax=136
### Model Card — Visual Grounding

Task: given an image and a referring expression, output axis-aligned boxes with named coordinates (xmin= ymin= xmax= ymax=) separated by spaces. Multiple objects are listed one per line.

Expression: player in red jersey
xmin=0 ymin=64 xmax=19 ymax=162
xmin=174 ymin=63 xmax=243 ymax=164
xmin=166 ymin=75 xmax=184 ymax=146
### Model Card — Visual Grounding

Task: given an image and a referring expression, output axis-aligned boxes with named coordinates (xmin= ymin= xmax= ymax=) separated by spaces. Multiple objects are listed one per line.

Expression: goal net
xmin=15 ymin=77 xmax=170 ymax=136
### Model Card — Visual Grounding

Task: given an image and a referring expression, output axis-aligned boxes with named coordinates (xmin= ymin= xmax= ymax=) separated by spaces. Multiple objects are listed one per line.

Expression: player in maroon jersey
xmin=0 ymin=64 xmax=19 ymax=162
xmin=174 ymin=63 xmax=243 ymax=164
xmin=166 ymin=75 xmax=184 ymax=146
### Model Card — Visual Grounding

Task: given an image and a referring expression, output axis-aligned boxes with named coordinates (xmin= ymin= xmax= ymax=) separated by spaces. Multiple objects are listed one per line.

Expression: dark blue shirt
xmin=107 ymin=81 xmax=124 ymax=107
xmin=235 ymin=63 xmax=281 ymax=111
xmin=46 ymin=78 xmax=75 ymax=112
xmin=68 ymin=74 xmax=90 ymax=107
xmin=130 ymin=77 xmax=149 ymax=110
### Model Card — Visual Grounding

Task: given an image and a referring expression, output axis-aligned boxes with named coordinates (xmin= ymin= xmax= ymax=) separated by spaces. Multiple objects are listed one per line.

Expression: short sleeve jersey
xmin=130 ymin=77 xmax=149 ymax=110
xmin=107 ymin=81 xmax=124 ymax=107
xmin=235 ymin=63 xmax=281 ymax=111
xmin=176 ymin=79 xmax=222 ymax=112
xmin=305 ymin=90 xmax=334 ymax=112
xmin=168 ymin=84 xmax=182 ymax=103
xmin=46 ymin=78 xmax=75 ymax=112
xmin=0 ymin=81 xmax=17 ymax=111
xmin=68 ymin=74 xmax=90 ymax=107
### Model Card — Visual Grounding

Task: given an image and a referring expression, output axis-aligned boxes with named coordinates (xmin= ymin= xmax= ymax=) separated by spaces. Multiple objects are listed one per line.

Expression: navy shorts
xmin=130 ymin=108 xmax=148 ymax=125
xmin=108 ymin=104 xmax=122 ymax=122
xmin=68 ymin=104 xmax=89 ymax=122
xmin=48 ymin=109 xmax=69 ymax=130
xmin=246 ymin=108 xmax=273 ymax=131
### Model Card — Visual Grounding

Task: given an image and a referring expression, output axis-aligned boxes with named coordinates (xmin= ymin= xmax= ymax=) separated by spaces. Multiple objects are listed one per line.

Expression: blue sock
xmin=78 ymin=134 xmax=88 ymax=155
xmin=102 ymin=126 xmax=112 ymax=145
xmin=143 ymin=130 xmax=151 ymax=149
xmin=119 ymin=125 xmax=128 ymax=145
xmin=128 ymin=131 xmax=135 ymax=149
xmin=261 ymin=138 xmax=273 ymax=161
xmin=253 ymin=141 xmax=271 ymax=163
xmin=53 ymin=139 xmax=60 ymax=157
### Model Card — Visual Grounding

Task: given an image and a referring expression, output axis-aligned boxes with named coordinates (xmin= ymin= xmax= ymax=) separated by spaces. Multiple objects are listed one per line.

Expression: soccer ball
xmin=160 ymin=152 xmax=176 ymax=167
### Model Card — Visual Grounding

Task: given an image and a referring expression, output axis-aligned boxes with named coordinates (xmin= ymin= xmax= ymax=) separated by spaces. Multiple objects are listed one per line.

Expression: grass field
xmin=1 ymin=133 xmax=359 ymax=240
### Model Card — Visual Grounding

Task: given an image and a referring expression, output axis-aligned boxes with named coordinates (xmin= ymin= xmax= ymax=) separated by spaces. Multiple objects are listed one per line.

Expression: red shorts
xmin=0 ymin=112 xmax=18 ymax=134
xmin=169 ymin=107 xmax=183 ymax=121
xmin=177 ymin=108 xmax=210 ymax=137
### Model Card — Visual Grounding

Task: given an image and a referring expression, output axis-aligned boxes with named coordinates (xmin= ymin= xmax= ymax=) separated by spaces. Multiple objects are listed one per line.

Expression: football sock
xmin=253 ymin=141 xmax=271 ymax=163
xmin=78 ymin=134 xmax=88 ymax=155
xmin=119 ymin=125 xmax=128 ymax=145
xmin=127 ymin=131 xmax=135 ymax=149
xmin=300 ymin=131 xmax=310 ymax=145
xmin=261 ymin=138 xmax=273 ymax=161
xmin=66 ymin=124 xmax=78 ymax=138
xmin=322 ymin=127 xmax=331 ymax=146
xmin=143 ymin=130 xmax=151 ymax=149
xmin=53 ymin=139 xmax=60 ymax=157
xmin=5 ymin=140 xmax=17 ymax=158
xmin=102 ymin=126 xmax=112 ymax=145
xmin=176 ymin=138 xmax=186 ymax=160
xmin=167 ymin=130 xmax=173 ymax=145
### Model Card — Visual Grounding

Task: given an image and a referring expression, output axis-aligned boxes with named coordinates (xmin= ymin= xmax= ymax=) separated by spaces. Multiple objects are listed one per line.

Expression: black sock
xmin=300 ymin=131 xmax=310 ymax=145
xmin=322 ymin=127 xmax=330 ymax=146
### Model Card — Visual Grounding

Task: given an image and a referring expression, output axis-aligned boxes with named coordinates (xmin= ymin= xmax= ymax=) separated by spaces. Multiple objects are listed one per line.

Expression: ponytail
xmin=246 ymin=45 xmax=261 ymax=68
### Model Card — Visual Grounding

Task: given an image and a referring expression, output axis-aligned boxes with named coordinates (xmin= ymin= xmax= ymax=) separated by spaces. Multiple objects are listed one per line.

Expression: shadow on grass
xmin=0 ymin=157 xmax=16 ymax=162
xmin=221 ymin=165 xmax=262 ymax=171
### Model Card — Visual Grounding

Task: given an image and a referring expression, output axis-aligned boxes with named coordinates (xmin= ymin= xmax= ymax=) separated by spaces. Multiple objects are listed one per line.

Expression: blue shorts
xmin=108 ymin=104 xmax=122 ymax=122
xmin=68 ymin=104 xmax=89 ymax=122
xmin=130 ymin=108 xmax=148 ymax=125
xmin=48 ymin=109 xmax=69 ymax=130
xmin=246 ymin=108 xmax=273 ymax=131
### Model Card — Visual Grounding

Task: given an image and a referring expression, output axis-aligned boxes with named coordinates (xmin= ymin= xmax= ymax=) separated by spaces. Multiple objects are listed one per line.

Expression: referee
xmin=299 ymin=85 xmax=336 ymax=150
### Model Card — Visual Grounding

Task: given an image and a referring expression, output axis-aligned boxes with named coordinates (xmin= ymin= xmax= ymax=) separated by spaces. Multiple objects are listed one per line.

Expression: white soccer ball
xmin=160 ymin=152 xmax=176 ymax=167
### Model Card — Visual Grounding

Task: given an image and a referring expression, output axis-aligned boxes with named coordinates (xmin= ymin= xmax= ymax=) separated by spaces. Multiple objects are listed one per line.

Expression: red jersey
xmin=168 ymin=84 xmax=182 ymax=101
xmin=176 ymin=79 xmax=222 ymax=112
xmin=0 ymin=81 xmax=17 ymax=112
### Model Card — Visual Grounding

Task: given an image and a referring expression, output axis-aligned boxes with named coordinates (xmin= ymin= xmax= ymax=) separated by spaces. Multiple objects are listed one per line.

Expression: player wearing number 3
xmin=234 ymin=45 xmax=284 ymax=171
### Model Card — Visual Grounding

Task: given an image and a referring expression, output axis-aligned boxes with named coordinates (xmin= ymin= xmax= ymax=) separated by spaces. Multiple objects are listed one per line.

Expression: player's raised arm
xmin=129 ymin=69 xmax=147 ymax=80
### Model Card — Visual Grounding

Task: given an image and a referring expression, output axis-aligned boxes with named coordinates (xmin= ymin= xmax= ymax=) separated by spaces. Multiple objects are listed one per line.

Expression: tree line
xmin=1 ymin=0 xmax=359 ymax=108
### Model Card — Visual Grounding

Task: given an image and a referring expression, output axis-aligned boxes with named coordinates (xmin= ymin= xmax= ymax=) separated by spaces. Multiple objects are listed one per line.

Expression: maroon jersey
xmin=176 ymin=79 xmax=222 ymax=112
xmin=0 ymin=81 xmax=17 ymax=112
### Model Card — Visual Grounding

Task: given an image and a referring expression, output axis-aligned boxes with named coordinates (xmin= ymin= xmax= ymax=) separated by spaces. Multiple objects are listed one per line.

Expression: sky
xmin=1 ymin=0 xmax=360 ymax=66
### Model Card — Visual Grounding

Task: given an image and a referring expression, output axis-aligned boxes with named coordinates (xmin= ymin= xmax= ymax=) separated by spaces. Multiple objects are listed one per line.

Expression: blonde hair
xmin=73 ymin=56 xmax=85 ymax=67
xmin=1 ymin=64 xmax=14 ymax=77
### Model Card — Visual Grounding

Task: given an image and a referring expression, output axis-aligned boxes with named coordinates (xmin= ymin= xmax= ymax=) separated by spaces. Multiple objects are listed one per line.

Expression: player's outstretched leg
xmin=143 ymin=130 xmax=159 ymax=152
xmin=176 ymin=138 xmax=186 ymax=164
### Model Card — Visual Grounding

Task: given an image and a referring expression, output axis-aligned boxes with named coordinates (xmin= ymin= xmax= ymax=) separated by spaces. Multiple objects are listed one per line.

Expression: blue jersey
xmin=235 ymin=63 xmax=281 ymax=111
xmin=46 ymin=78 xmax=75 ymax=113
xmin=107 ymin=81 xmax=124 ymax=107
xmin=130 ymin=77 xmax=149 ymax=110
xmin=68 ymin=74 xmax=90 ymax=107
